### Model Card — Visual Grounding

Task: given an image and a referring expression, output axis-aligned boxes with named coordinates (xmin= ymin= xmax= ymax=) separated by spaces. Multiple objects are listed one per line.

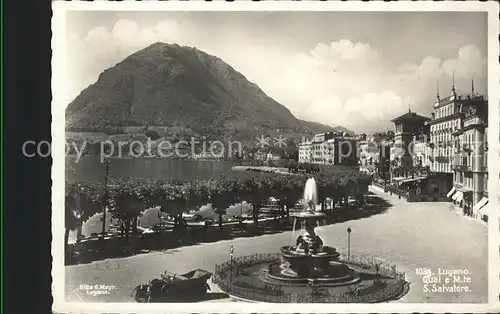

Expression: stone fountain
xmin=264 ymin=178 xmax=360 ymax=285
xmin=213 ymin=177 xmax=408 ymax=303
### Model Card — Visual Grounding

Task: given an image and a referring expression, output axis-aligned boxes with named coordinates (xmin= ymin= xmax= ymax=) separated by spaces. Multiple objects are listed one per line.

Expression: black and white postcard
xmin=51 ymin=1 xmax=499 ymax=313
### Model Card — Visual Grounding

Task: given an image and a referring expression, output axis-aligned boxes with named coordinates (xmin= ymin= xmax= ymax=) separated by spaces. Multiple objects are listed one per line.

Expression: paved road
xmin=65 ymin=187 xmax=488 ymax=303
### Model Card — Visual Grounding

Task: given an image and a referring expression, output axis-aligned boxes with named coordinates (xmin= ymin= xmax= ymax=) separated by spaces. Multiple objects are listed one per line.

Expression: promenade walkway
xmin=66 ymin=186 xmax=487 ymax=303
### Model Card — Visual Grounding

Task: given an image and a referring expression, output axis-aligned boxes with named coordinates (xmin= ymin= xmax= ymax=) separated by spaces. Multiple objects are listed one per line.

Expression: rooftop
xmin=433 ymin=91 xmax=486 ymax=109
xmin=391 ymin=110 xmax=431 ymax=123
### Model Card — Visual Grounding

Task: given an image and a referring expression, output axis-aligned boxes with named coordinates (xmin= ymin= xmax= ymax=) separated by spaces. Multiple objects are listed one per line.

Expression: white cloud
xmin=66 ymin=19 xmax=487 ymax=133
xmin=442 ymin=44 xmax=486 ymax=79
xmin=309 ymin=39 xmax=380 ymax=66
xmin=397 ymin=56 xmax=443 ymax=78
xmin=388 ymin=44 xmax=487 ymax=122
xmin=297 ymin=91 xmax=406 ymax=133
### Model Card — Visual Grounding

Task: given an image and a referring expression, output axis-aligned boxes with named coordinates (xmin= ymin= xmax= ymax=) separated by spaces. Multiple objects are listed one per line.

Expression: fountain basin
xmin=280 ymin=245 xmax=340 ymax=275
xmin=265 ymin=245 xmax=359 ymax=285
xmin=213 ymin=253 xmax=409 ymax=303
xmin=262 ymin=262 xmax=361 ymax=286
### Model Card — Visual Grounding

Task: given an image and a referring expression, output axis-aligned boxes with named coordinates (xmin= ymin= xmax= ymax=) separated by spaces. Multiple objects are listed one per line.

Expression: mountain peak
xmin=66 ymin=44 xmax=352 ymax=139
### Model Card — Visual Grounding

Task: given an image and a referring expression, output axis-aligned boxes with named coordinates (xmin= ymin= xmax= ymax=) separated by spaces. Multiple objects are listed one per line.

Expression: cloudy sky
xmin=65 ymin=11 xmax=487 ymax=133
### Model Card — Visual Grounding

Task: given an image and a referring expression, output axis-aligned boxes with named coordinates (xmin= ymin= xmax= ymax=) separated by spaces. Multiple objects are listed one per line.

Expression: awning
xmin=456 ymin=192 xmax=464 ymax=202
xmin=399 ymin=178 xmax=410 ymax=183
xmin=473 ymin=197 xmax=488 ymax=214
xmin=401 ymin=176 xmax=427 ymax=183
xmin=457 ymin=188 xmax=473 ymax=194
xmin=395 ymin=176 xmax=426 ymax=184
xmin=478 ymin=202 xmax=491 ymax=217
xmin=446 ymin=187 xmax=456 ymax=198
xmin=452 ymin=191 xmax=463 ymax=201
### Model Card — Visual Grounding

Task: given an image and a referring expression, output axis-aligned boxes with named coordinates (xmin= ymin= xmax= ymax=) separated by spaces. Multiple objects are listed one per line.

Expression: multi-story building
xmin=359 ymin=140 xmax=369 ymax=166
xmin=310 ymin=133 xmax=335 ymax=164
xmin=299 ymin=132 xmax=358 ymax=166
xmin=412 ymin=140 xmax=433 ymax=169
xmin=390 ymin=109 xmax=431 ymax=178
xmin=298 ymin=141 xmax=312 ymax=164
xmin=429 ymin=87 xmax=461 ymax=174
xmin=329 ymin=136 xmax=359 ymax=166
xmin=377 ymin=139 xmax=392 ymax=181
xmin=447 ymin=91 xmax=488 ymax=217
xmin=428 ymin=86 xmax=465 ymax=196
xmin=387 ymin=110 xmax=451 ymax=200
xmin=359 ymin=133 xmax=387 ymax=173
xmin=324 ymin=138 xmax=336 ymax=165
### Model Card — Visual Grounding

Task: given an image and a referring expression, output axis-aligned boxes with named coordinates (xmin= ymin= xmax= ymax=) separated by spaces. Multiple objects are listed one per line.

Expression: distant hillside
xmin=299 ymin=120 xmax=354 ymax=136
xmin=66 ymin=42 xmax=353 ymax=139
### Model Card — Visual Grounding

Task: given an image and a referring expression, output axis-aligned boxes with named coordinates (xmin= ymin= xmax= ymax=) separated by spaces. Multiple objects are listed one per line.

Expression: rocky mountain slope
xmin=66 ymin=42 xmax=353 ymax=139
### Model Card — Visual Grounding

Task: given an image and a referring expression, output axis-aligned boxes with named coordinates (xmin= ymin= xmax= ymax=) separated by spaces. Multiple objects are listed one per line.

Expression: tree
xmin=145 ymin=129 xmax=161 ymax=141
xmin=65 ymin=181 xmax=104 ymax=260
xmin=185 ymin=180 xmax=210 ymax=212
xmin=239 ymin=176 xmax=273 ymax=226
xmin=147 ymin=180 xmax=191 ymax=233
xmin=313 ymin=172 xmax=329 ymax=211
xmin=272 ymin=175 xmax=306 ymax=218
xmin=208 ymin=176 xmax=240 ymax=231
xmin=286 ymin=159 xmax=299 ymax=173
xmin=319 ymin=174 xmax=342 ymax=210
xmin=108 ymin=178 xmax=149 ymax=238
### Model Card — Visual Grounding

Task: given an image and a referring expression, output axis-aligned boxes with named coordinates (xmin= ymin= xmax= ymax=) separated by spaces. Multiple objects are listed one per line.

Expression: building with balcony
xmin=390 ymin=109 xmax=430 ymax=178
xmin=299 ymin=132 xmax=358 ymax=166
xmin=298 ymin=140 xmax=312 ymax=164
xmin=387 ymin=110 xmax=445 ymax=199
xmin=310 ymin=133 xmax=335 ymax=165
xmin=329 ymin=136 xmax=359 ymax=166
xmin=359 ymin=133 xmax=390 ymax=174
xmin=377 ymin=139 xmax=392 ymax=181
xmin=447 ymin=92 xmax=488 ymax=218
xmin=427 ymin=85 xmax=483 ymax=197
xmin=412 ymin=139 xmax=433 ymax=169
xmin=359 ymin=133 xmax=385 ymax=165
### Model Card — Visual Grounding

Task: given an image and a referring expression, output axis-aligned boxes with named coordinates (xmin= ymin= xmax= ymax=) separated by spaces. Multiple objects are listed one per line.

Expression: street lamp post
xmin=101 ymin=160 xmax=110 ymax=238
xmin=229 ymin=245 xmax=234 ymax=294
xmin=158 ymin=211 xmax=162 ymax=231
xmin=347 ymin=227 xmax=352 ymax=261
xmin=73 ymin=183 xmax=83 ymax=240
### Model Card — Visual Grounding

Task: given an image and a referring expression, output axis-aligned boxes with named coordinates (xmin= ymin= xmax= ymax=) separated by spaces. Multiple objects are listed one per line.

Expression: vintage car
xmin=133 ymin=269 xmax=212 ymax=302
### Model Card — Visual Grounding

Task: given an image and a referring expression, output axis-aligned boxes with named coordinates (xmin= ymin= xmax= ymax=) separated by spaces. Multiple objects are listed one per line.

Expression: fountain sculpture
xmin=263 ymin=178 xmax=359 ymax=285
xmin=213 ymin=177 xmax=407 ymax=303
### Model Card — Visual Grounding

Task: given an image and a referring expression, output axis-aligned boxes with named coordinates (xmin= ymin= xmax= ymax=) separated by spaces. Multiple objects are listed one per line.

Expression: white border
xmin=52 ymin=1 xmax=500 ymax=313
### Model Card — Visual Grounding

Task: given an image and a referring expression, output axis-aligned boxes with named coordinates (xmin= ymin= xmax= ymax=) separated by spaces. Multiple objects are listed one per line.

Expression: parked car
xmin=134 ymin=269 xmax=212 ymax=302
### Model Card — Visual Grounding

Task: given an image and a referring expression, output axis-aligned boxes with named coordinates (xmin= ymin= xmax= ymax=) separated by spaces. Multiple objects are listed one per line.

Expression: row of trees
xmin=65 ymin=170 xmax=372 ymax=251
